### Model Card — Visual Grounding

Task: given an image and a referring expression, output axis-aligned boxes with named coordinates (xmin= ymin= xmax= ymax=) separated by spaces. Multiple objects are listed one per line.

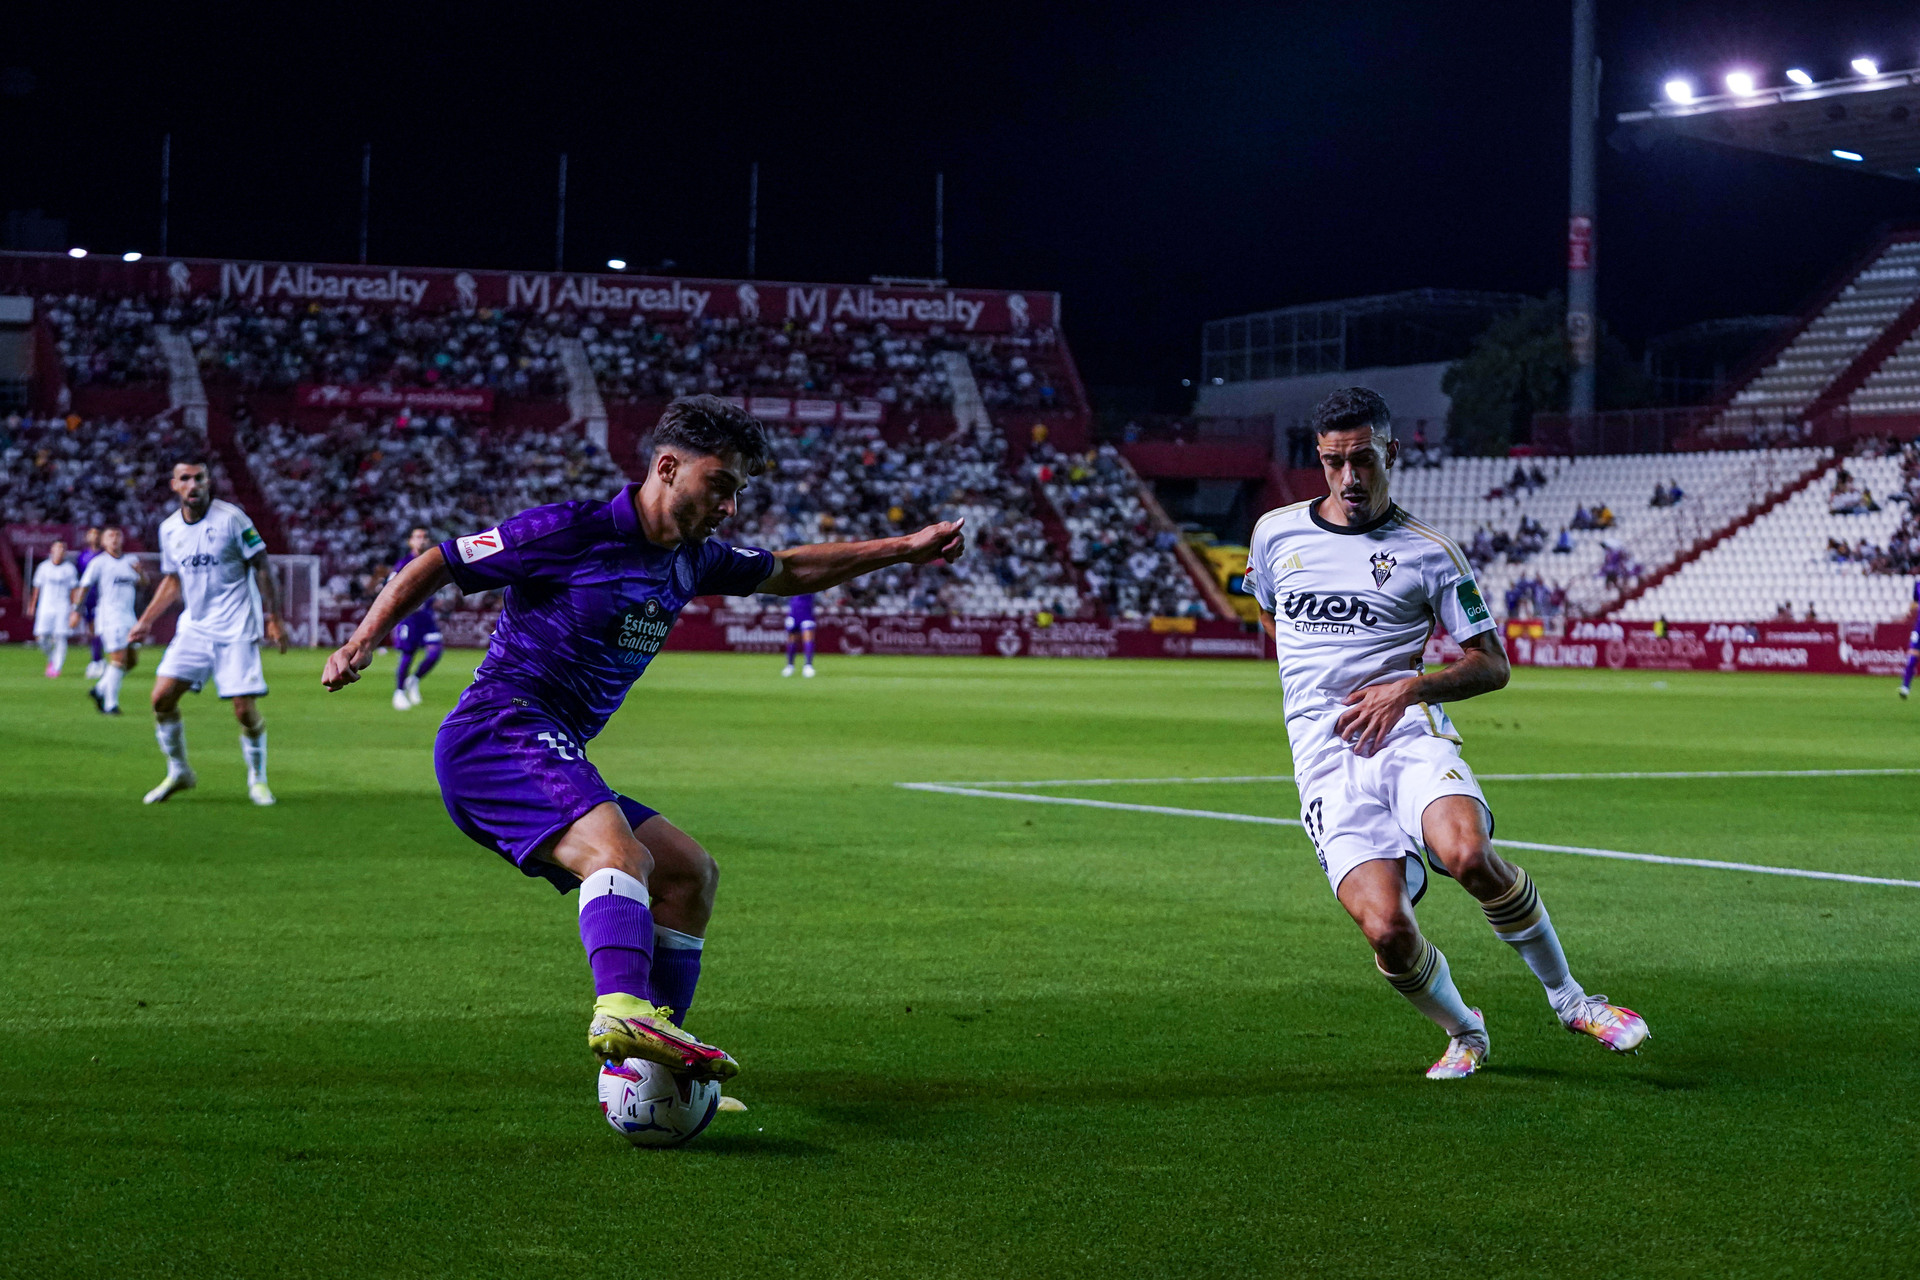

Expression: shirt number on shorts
xmin=1301 ymin=797 xmax=1329 ymax=873
xmin=535 ymin=730 xmax=579 ymax=761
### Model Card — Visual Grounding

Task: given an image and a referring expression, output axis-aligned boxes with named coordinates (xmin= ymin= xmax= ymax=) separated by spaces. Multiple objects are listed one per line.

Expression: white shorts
xmin=1294 ymin=728 xmax=1491 ymax=898
xmin=34 ymin=616 xmax=71 ymax=638
xmin=156 ymin=629 xmax=267 ymax=699
xmin=95 ymin=615 xmax=135 ymax=654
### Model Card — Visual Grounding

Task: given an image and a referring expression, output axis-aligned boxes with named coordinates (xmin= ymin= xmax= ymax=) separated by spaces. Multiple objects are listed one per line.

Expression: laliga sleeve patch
xmin=240 ymin=525 xmax=265 ymax=552
xmin=456 ymin=529 xmax=505 ymax=564
xmin=1457 ymin=578 xmax=1490 ymax=624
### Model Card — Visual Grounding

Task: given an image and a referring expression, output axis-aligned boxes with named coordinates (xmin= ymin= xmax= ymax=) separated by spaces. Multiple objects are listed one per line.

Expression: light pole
xmin=1567 ymin=0 xmax=1599 ymax=415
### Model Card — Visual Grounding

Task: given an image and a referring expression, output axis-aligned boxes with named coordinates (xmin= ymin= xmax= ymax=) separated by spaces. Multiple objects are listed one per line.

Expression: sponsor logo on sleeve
xmin=240 ymin=526 xmax=265 ymax=551
xmin=1457 ymin=579 xmax=1490 ymax=624
xmin=456 ymin=529 xmax=505 ymax=564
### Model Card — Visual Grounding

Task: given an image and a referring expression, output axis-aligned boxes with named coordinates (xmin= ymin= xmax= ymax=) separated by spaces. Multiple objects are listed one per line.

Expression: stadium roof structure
xmin=1616 ymin=68 xmax=1920 ymax=183
xmin=1201 ymin=288 xmax=1528 ymax=385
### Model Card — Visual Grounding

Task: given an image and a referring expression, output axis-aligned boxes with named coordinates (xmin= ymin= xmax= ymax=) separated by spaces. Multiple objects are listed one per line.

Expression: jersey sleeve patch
xmin=240 ymin=526 xmax=265 ymax=552
xmin=1456 ymin=578 xmax=1490 ymax=624
xmin=456 ymin=529 xmax=506 ymax=564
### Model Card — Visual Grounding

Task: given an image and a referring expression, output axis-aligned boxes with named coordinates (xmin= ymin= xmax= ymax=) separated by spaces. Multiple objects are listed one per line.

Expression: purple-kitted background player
xmin=1902 ymin=577 xmax=1919 ymax=700
xmin=75 ymin=526 xmax=104 ymax=678
xmin=783 ymin=592 xmax=816 ymax=678
xmin=322 ymin=395 xmax=966 ymax=1085
xmin=387 ymin=526 xmax=444 ymax=711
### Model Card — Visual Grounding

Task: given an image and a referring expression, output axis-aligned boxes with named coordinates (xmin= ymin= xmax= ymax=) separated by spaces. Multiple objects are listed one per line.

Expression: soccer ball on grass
xmin=598 ymin=1057 xmax=720 ymax=1147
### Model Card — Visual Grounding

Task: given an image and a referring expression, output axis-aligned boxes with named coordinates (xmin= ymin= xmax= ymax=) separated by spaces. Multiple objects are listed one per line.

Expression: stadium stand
xmin=39 ymin=295 xmax=171 ymax=388
xmin=1718 ymin=237 xmax=1920 ymax=429
xmin=1026 ymin=442 xmax=1214 ymax=618
xmin=0 ymin=411 xmax=229 ymax=533
xmin=737 ymin=421 xmax=1083 ymax=617
xmin=1618 ymin=444 xmax=1916 ymax=623
xmin=1387 ymin=449 xmax=1827 ymax=617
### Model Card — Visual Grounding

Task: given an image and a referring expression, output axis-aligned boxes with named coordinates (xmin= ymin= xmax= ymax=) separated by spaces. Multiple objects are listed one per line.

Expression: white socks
xmin=156 ymin=718 xmax=189 ymax=772
xmin=240 ymin=730 xmax=268 ymax=785
xmin=1379 ymin=938 xmax=1482 ymax=1038
xmin=655 ymin=924 xmax=705 ymax=951
xmin=98 ymin=662 xmax=125 ymax=711
xmin=1482 ymin=868 xmax=1587 ymax=1019
xmin=39 ymin=635 xmax=67 ymax=672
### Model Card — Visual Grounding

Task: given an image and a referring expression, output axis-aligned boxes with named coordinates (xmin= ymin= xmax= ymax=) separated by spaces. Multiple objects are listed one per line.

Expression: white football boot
xmin=405 ymin=674 xmax=423 ymax=706
xmin=248 ymin=781 xmax=277 ymax=806
xmin=1426 ymin=1009 xmax=1489 ymax=1080
xmin=143 ymin=768 xmax=198 ymax=804
xmin=392 ymin=688 xmax=411 ymax=711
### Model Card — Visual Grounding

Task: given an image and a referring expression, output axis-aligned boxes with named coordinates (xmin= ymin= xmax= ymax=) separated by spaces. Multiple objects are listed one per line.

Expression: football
xmin=597 ymin=1058 xmax=721 ymax=1148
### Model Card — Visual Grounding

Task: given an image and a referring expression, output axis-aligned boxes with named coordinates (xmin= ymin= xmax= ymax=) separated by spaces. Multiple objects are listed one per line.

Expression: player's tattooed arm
xmin=252 ymin=553 xmax=289 ymax=653
xmin=127 ymin=574 xmax=182 ymax=644
xmin=322 ymin=548 xmax=455 ymax=691
xmin=757 ymin=519 xmax=966 ymax=595
xmin=1334 ymin=631 xmax=1509 ymax=757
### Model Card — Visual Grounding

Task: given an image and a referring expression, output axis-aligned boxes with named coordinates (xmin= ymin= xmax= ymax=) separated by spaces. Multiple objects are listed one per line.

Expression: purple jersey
xmin=75 ymin=547 xmax=101 ymax=611
xmin=441 ymin=484 xmax=774 ymax=740
xmin=786 ymin=593 xmax=816 ymax=626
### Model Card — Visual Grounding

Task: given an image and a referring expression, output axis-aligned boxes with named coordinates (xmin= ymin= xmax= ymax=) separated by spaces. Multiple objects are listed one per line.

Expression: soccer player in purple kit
xmin=387 ymin=526 xmax=445 ymax=711
xmin=321 ymin=396 xmax=965 ymax=1082
xmin=782 ymin=592 xmax=816 ymax=677
xmin=75 ymin=526 xmax=104 ymax=680
xmin=1901 ymin=577 xmax=1919 ymax=700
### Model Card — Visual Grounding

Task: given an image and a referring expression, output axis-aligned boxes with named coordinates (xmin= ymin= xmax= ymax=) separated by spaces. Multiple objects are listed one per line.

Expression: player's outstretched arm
xmin=127 ymin=575 xmax=182 ymax=644
xmin=1334 ymin=631 xmax=1510 ymax=758
xmin=757 ymin=519 xmax=965 ymax=596
xmin=322 ymin=548 xmax=454 ymax=691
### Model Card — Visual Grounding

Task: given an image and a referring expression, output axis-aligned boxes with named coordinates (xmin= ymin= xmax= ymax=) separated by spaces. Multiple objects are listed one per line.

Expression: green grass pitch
xmin=3 ymin=645 xmax=1916 ymax=1278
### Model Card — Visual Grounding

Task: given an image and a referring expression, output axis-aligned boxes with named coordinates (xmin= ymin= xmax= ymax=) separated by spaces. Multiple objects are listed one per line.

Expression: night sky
xmin=7 ymin=1 xmax=1920 ymax=403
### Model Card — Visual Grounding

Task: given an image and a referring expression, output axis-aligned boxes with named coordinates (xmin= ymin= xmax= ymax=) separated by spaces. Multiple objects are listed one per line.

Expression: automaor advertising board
xmin=1505 ymin=619 xmax=1911 ymax=677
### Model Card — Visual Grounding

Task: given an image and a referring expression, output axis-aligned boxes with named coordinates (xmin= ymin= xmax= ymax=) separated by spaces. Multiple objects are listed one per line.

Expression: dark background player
xmin=783 ymin=593 xmax=816 ymax=678
xmin=388 ymin=526 xmax=444 ymax=711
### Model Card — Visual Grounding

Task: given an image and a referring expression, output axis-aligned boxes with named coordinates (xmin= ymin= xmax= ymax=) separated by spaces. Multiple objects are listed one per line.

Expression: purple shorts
xmin=392 ymin=608 xmax=441 ymax=652
xmin=785 ymin=595 xmax=815 ymax=629
xmin=433 ymin=685 xmax=659 ymax=893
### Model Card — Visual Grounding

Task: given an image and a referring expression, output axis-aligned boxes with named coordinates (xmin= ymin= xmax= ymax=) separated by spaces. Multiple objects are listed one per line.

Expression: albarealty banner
xmin=0 ymin=252 xmax=1058 ymax=335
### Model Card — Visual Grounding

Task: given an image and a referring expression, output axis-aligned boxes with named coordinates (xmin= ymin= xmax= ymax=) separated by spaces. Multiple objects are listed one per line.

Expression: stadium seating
xmin=1720 ymin=239 xmax=1920 ymax=424
xmin=1026 ymin=443 xmax=1213 ymax=619
xmin=39 ymin=295 xmax=172 ymax=388
xmin=1846 ymin=329 xmax=1920 ymax=416
xmin=0 ymin=411 xmax=229 ymax=533
xmin=1619 ymin=447 xmax=1916 ymax=623
xmin=237 ymin=414 xmax=625 ymax=599
xmin=736 ymin=422 xmax=1083 ymax=617
xmin=1387 ymin=449 xmax=1826 ymax=617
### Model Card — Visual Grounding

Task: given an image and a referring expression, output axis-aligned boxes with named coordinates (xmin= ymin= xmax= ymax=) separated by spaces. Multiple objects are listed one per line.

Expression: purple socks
xmin=651 ymin=927 xmax=705 ymax=1025
xmin=804 ymin=635 xmax=815 ymax=665
xmin=1905 ymin=652 xmax=1917 ymax=691
xmin=395 ymin=648 xmax=415 ymax=689
xmin=416 ymin=643 xmax=442 ymax=680
xmin=785 ymin=635 xmax=798 ymax=665
xmin=578 ymin=869 xmax=654 ymax=999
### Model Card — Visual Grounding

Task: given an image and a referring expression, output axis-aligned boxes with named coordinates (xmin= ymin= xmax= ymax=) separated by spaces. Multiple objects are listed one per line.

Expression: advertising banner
xmin=296 ymin=384 xmax=494 ymax=412
xmin=0 ymin=252 xmax=1058 ymax=335
xmin=1506 ymin=618 xmax=1911 ymax=677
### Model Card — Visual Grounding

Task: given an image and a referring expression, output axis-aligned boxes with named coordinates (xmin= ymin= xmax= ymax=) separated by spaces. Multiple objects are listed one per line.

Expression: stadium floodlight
xmin=122 ymin=251 xmax=142 ymax=262
xmin=606 ymin=258 xmax=627 ymax=270
xmin=1786 ymin=68 xmax=1815 ymax=87
xmin=1833 ymin=149 xmax=1866 ymax=162
xmin=1725 ymin=71 xmax=1757 ymax=97
xmin=66 ymin=247 xmax=86 ymax=258
xmin=1664 ymin=78 xmax=1696 ymax=104
xmin=1852 ymin=58 xmax=1879 ymax=77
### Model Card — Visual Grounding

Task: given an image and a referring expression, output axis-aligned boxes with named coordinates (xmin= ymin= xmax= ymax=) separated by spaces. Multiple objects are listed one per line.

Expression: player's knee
xmin=1360 ymin=910 xmax=1419 ymax=962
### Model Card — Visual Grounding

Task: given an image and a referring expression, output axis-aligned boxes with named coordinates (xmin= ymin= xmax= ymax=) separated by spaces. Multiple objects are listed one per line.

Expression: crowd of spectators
xmin=1503 ymin=574 xmax=1569 ymax=618
xmin=966 ymin=331 xmax=1062 ymax=411
xmin=237 ymin=411 xmax=624 ymax=603
xmin=735 ymin=422 xmax=1079 ymax=617
xmin=39 ymin=295 xmax=172 ymax=387
xmin=190 ymin=303 xmax=569 ymax=397
xmin=1466 ymin=515 xmax=1550 ymax=569
xmin=0 ymin=411 xmax=224 ymax=533
xmin=1024 ymin=442 xmax=1213 ymax=619
xmin=1827 ymin=439 xmax=1920 ymax=573
xmin=1826 ymin=467 xmax=1883 ymax=515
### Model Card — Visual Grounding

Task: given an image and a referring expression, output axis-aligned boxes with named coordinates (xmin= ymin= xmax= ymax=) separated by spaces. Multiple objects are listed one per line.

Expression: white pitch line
xmin=938 ymin=768 xmax=1920 ymax=788
xmin=895 ymin=782 xmax=1920 ymax=890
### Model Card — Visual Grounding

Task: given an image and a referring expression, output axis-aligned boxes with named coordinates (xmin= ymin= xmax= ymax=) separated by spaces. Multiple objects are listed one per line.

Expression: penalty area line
xmin=895 ymin=783 xmax=1920 ymax=890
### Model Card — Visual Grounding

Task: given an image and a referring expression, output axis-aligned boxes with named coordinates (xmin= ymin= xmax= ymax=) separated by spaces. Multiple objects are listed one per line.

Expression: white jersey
xmin=32 ymin=559 xmax=78 ymax=633
xmin=79 ymin=552 xmax=143 ymax=628
xmin=1247 ymin=500 xmax=1499 ymax=769
xmin=158 ymin=499 xmax=267 ymax=643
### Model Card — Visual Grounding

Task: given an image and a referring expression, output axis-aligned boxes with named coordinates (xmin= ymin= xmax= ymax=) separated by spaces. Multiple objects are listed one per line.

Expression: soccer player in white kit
xmin=1247 ymin=389 xmax=1648 ymax=1079
xmin=69 ymin=526 xmax=147 ymax=714
xmin=29 ymin=540 xmax=79 ymax=678
xmin=128 ymin=458 xmax=289 ymax=806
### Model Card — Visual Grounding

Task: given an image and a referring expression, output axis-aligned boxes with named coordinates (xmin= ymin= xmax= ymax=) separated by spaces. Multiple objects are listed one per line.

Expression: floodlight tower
xmin=1567 ymin=0 xmax=1599 ymax=414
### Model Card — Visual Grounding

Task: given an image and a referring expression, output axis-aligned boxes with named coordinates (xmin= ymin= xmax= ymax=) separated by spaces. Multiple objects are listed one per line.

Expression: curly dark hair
xmin=1311 ymin=387 xmax=1392 ymax=438
xmin=649 ymin=394 xmax=771 ymax=477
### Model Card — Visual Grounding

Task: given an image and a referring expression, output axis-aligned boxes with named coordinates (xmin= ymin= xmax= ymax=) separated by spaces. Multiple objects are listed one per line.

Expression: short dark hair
xmin=1312 ymin=387 xmax=1392 ymax=438
xmin=650 ymin=395 xmax=770 ymax=477
xmin=171 ymin=453 xmax=211 ymax=474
